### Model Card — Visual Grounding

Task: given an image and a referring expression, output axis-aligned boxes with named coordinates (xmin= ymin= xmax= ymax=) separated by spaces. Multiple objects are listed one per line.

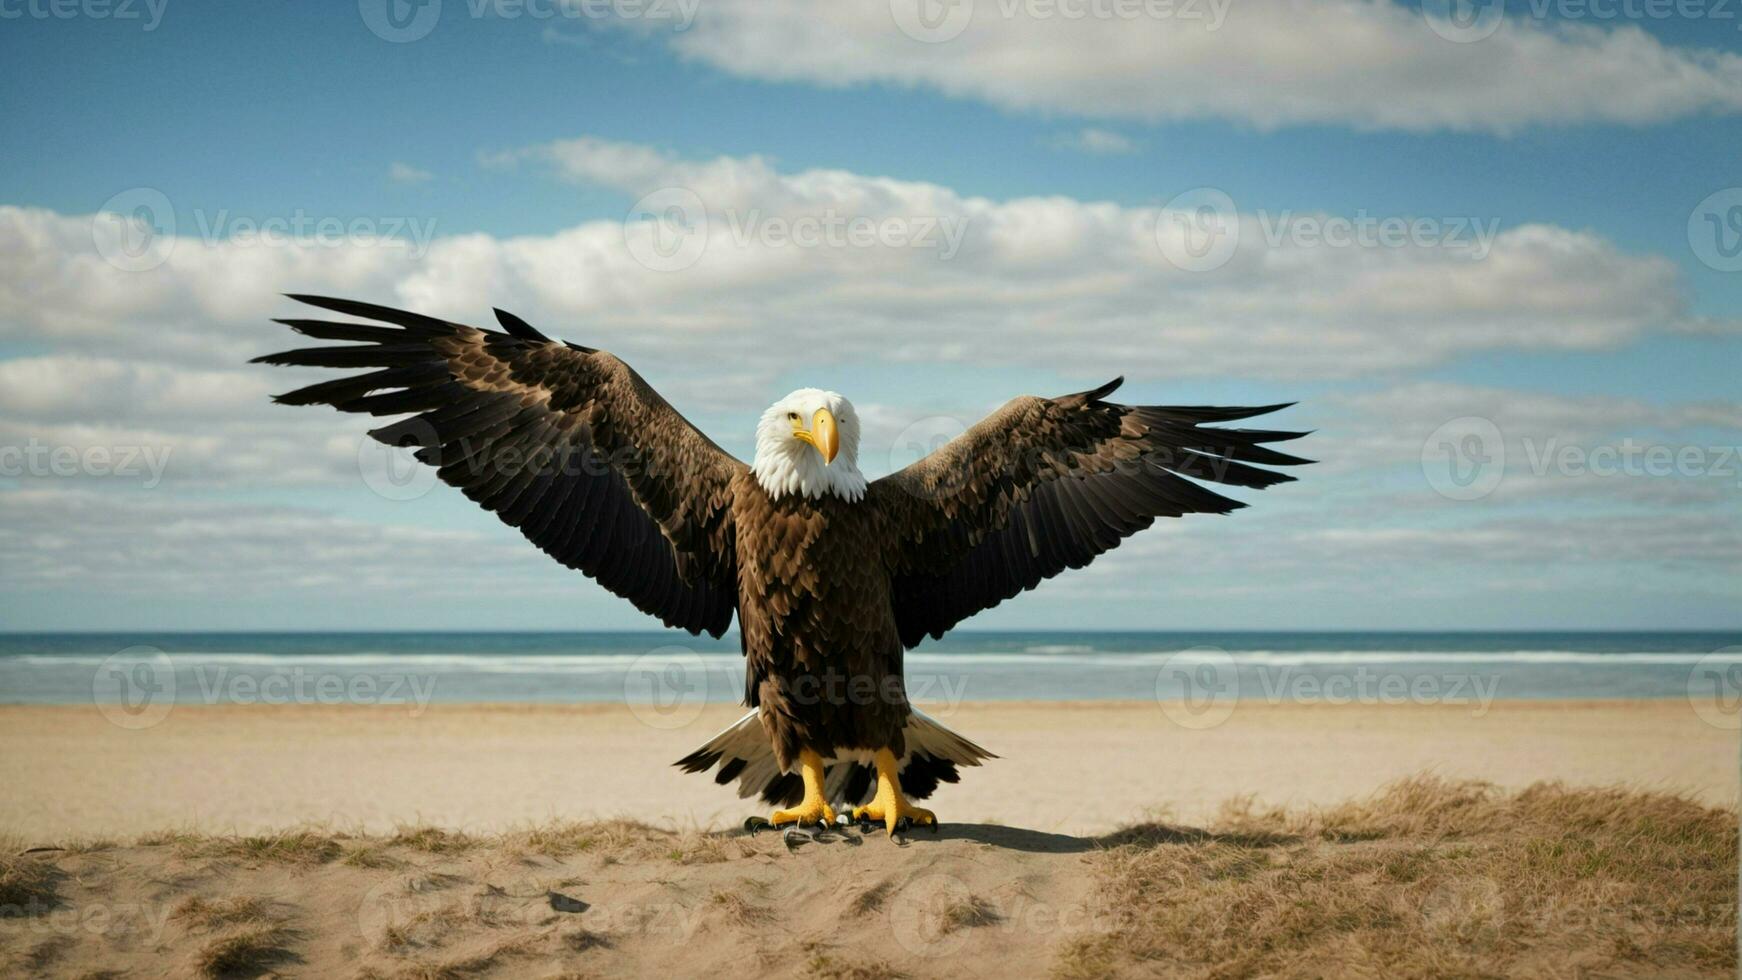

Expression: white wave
xmin=6 ymin=648 xmax=1739 ymax=673
xmin=3 ymin=652 xmax=744 ymax=674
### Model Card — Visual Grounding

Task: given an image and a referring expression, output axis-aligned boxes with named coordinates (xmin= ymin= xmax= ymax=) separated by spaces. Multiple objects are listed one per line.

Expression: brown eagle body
xmin=733 ymin=474 xmax=910 ymax=771
xmin=258 ymin=295 xmax=1309 ymax=829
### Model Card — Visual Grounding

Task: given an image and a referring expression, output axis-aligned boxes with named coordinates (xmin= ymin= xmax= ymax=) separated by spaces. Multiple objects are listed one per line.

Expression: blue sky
xmin=0 ymin=0 xmax=1738 ymax=630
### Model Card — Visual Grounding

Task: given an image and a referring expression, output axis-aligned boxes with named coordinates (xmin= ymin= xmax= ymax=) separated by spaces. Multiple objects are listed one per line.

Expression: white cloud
xmin=595 ymin=0 xmax=1742 ymax=133
xmin=1053 ymin=127 xmax=1137 ymax=155
xmin=388 ymin=162 xmax=434 ymax=184
xmin=0 ymin=490 xmax=569 ymax=599
xmin=5 ymin=138 xmax=1708 ymax=388
xmin=1323 ymin=381 xmax=1742 ymax=466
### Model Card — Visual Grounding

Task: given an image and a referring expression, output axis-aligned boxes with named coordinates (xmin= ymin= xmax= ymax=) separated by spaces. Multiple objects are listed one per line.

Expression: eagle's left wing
xmin=255 ymin=295 xmax=744 ymax=637
xmin=867 ymin=378 xmax=1309 ymax=647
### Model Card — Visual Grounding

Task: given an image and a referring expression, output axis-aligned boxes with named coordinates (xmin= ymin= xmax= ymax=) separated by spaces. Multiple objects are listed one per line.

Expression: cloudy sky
xmin=1 ymin=0 xmax=1738 ymax=631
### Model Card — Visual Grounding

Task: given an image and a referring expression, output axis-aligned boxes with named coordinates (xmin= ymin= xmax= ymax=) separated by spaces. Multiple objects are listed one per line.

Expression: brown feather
xmin=869 ymin=382 xmax=1309 ymax=646
xmin=259 ymin=298 xmax=742 ymax=637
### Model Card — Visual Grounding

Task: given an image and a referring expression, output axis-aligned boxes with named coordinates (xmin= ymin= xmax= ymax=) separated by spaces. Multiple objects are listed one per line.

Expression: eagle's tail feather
xmin=673 ymin=708 xmax=995 ymax=809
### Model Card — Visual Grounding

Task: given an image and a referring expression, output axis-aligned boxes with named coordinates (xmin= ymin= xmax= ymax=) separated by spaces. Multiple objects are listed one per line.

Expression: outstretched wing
xmin=255 ymin=295 xmax=744 ymax=637
xmin=868 ymin=378 xmax=1309 ymax=647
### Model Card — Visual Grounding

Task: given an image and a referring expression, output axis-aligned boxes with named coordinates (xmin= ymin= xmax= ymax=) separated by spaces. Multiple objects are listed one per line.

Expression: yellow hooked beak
xmin=792 ymin=407 xmax=839 ymax=465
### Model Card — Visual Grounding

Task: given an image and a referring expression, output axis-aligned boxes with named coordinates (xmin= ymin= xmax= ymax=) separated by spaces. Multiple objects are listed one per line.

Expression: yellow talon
xmin=852 ymin=748 xmax=936 ymax=835
xmin=769 ymin=748 xmax=837 ymax=827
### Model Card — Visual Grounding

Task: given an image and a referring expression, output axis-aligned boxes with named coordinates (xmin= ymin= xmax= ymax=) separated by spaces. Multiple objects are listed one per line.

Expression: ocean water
xmin=2 ymin=631 xmax=1739 ymax=711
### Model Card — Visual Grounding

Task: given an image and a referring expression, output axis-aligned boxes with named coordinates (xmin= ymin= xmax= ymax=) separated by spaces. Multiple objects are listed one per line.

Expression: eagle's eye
xmin=787 ymin=412 xmax=800 ymax=422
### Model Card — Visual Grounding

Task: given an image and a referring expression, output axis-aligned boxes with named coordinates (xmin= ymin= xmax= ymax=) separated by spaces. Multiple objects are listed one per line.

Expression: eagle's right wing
xmin=255 ymin=295 xmax=744 ymax=637
xmin=869 ymin=378 xmax=1309 ymax=647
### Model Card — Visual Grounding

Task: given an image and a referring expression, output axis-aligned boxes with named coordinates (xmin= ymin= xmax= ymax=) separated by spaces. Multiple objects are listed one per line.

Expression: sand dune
xmin=1 ymin=776 xmax=1733 ymax=978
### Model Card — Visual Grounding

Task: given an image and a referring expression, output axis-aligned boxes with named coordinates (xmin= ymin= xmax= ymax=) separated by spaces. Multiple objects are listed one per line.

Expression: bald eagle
xmin=258 ymin=296 xmax=1308 ymax=834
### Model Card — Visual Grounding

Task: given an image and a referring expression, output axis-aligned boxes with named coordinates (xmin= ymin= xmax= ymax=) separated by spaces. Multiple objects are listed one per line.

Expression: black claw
xmin=744 ymin=816 xmax=772 ymax=836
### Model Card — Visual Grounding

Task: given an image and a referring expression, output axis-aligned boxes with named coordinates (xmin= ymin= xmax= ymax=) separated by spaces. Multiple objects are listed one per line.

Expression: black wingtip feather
xmin=1087 ymin=376 xmax=1124 ymax=401
xmin=494 ymin=307 xmax=551 ymax=343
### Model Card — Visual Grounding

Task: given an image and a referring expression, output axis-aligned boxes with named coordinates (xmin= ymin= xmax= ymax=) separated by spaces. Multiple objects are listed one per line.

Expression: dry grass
xmin=851 ymin=878 xmax=894 ymax=914
xmin=503 ymin=819 xmax=645 ymax=857
xmin=0 ymin=852 xmax=62 ymax=915
xmin=504 ymin=819 xmax=753 ymax=865
xmin=806 ymin=950 xmax=909 ymax=980
xmin=343 ymin=843 xmax=404 ymax=869
xmin=561 ymin=927 xmax=611 ymax=952
xmin=191 ymin=924 xmax=299 ymax=978
xmin=389 ymin=826 xmax=476 ymax=855
xmin=377 ymin=904 xmax=471 ymax=954
xmin=709 ymin=887 xmax=774 ymax=926
xmin=172 ymin=895 xmax=275 ymax=930
xmin=1060 ymin=775 xmax=1739 ymax=979
xmin=127 ymin=817 xmax=737 ymax=870
xmin=58 ymin=837 xmax=119 ymax=855
xmin=364 ymin=935 xmax=539 ymax=980
xmin=937 ymin=893 xmax=1002 ymax=934
xmin=156 ymin=828 xmax=345 ymax=866
xmin=14 ymin=934 xmax=71 ymax=972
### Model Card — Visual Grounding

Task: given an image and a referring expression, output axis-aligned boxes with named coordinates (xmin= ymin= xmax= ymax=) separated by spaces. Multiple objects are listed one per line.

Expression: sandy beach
xmin=2 ymin=699 xmax=1736 ymax=977
xmin=1 ymin=699 xmax=1732 ymax=840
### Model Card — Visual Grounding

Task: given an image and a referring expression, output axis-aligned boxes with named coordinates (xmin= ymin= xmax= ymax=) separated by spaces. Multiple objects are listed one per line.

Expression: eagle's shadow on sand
xmin=862 ymin=822 xmax=1300 ymax=854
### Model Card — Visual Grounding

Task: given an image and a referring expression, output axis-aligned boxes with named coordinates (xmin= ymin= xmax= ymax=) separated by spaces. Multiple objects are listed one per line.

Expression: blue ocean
xmin=2 ymin=631 xmax=1739 ymax=708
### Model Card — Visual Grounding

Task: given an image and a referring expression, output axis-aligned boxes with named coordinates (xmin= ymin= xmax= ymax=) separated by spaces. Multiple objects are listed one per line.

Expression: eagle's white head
xmin=751 ymin=388 xmax=866 ymax=502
